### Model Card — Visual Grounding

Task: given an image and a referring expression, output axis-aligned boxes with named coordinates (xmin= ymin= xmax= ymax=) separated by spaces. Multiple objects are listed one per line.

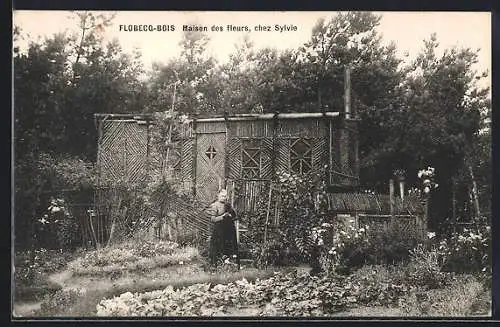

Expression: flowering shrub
xmin=250 ymin=236 xmax=301 ymax=267
xmin=314 ymin=222 xmax=371 ymax=274
xmin=312 ymin=219 xmax=423 ymax=274
xmin=35 ymin=198 xmax=80 ymax=249
xmin=406 ymin=243 xmax=451 ymax=289
xmin=248 ymin=169 xmax=329 ymax=267
xmin=437 ymin=223 xmax=491 ymax=273
xmin=417 ymin=166 xmax=439 ymax=194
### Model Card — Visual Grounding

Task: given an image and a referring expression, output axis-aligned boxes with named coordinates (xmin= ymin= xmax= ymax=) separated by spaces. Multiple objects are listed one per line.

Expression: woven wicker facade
xmin=94 ymin=112 xmax=425 ymax=242
xmin=95 ymin=112 xmax=360 ymax=207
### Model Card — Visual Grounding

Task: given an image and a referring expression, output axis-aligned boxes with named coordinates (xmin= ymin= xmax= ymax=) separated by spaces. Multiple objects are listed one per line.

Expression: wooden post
xmin=399 ymin=178 xmax=405 ymax=201
xmin=271 ymin=113 xmax=278 ymax=177
xmin=164 ymin=82 xmax=177 ymax=180
xmin=191 ymin=117 xmax=197 ymax=198
xmin=424 ymin=196 xmax=429 ymax=231
xmin=328 ymin=120 xmax=333 ymax=184
xmin=344 ymin=66 xmax=351 ymax=119
xmin=263 ymin=184 xmax=273 ymax=246
xmin=224 ymin=113 xmax=230 ymax=187
xmin=337 ymin=66 xmax=351 ymax=186
xmin=231 ymin=180 xmax=239 ymax=245
xmin=389 ymin=179 xmax=395 ymax=221
xmin=339 ymin=123 xmax=349 ymax=185
xmin=352 ymin=121 xmax=360 ymax=187
xmin=452 ymin=177 xmax=456 ymax=223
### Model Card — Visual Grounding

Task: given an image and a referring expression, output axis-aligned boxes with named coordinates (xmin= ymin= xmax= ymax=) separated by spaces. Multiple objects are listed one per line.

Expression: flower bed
xmin=68 ymin=241 xmax=199 ymax=276
xmin=96 ymin=271 xmax=354 ymax=317
xmin=95 ymin=249 xmax=471 ymax=318
xmin=97 ymin=265 xmax=448 ymax=317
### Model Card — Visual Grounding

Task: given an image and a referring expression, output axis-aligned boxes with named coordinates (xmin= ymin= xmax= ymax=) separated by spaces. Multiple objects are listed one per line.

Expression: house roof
xmin=94 ymin=111 xmax=347 ymax=123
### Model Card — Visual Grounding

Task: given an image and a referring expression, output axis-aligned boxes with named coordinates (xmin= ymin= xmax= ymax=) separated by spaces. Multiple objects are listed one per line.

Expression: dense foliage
xmin=246 ymin=169 xmax=329 ymax=268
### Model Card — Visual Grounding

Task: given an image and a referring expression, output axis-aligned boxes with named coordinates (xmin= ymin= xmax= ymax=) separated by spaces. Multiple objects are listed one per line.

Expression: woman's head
xmin=217 ymin=189 xmax=228 ymax=203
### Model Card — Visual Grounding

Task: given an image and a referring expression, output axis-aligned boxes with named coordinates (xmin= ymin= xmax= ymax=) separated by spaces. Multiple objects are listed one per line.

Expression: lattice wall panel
xmin=275 ymin=138 xmax=290 ymax=174
xmin=312 ymin=137 xmax=327 ymax=171
xmin=290 ymin=138 xmax=312 ymax=175
xmin=99 ymin=121 xmax=127 ymax=182
xmin=358 ymin=215 xmax=388 ymax=234
xmin=228 ymin=138 xmax=242 ymax=180
xmin=195 ymin=133 xmax=226 ymax=204
xmin=126 ymin=123 xmax=149 ymax=183
xmin=98 ymin=121 xmax=149 ymax=184
xmin=261 ymin=138 xmax=273 ymax=179
xmin=180 ymin=138 xmax=194 ymax=182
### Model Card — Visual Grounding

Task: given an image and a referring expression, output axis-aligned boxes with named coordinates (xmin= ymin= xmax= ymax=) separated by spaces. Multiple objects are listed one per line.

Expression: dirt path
xmin=14 ymin=269 xmax=76 ymax=317
xmin=12 ymin=301 xmax=42 ymax=318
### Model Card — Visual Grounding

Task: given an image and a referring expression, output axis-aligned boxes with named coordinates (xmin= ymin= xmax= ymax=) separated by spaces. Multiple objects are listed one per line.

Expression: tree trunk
xmin=466 ymin=159 xmax=481 ymax=219
xmin=106 ymin=214 xmax=117 ymax=247
xmin=106 ymin=193 xmax=123 ymax=247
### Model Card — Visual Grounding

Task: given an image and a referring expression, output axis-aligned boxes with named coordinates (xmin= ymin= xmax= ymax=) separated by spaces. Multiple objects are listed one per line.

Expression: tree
xmin=13 ymin=11 xmax=147 ymax=249
xmin=277 ymin=12 xmax=404 ymax=189
xmin=377 ymin=34 xmax=490 ymax=228
xmin=218 ymin=34 xmax=264 ymax=114
xmin=146 ymin=27 xmax=221 ymax=116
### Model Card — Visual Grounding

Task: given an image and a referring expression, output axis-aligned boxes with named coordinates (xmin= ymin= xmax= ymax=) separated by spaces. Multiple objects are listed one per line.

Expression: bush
xmin=34 ymin=198 xmax=82 ymax=250
xmin=374 ymin=224 xmax=422 ymax=264
xmin=438 ymin=222 xmax=491 ymax=273
xmin=250 ymin=237 xmax=302 ymax=267
xmin=15 ymin=153 xmax=96 ymax=250
xmin=247 ymin=169 xmax=329 ymax=268
xmin=314 ymin=220 xmax=424 ymax=275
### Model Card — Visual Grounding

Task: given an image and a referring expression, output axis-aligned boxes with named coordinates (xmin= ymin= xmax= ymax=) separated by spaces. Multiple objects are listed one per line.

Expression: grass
xmin=399 ymin=274 xmax=488 ymax=316
xmin=14 ymin=276 xmax=62 ymax=302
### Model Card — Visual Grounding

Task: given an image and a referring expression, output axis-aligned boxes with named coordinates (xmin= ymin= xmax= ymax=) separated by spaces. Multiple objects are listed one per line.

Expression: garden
xmin=13 ymin=170 xmax=492 ymax=318
xmin=13 ymin=219 xmax=492 ymax=317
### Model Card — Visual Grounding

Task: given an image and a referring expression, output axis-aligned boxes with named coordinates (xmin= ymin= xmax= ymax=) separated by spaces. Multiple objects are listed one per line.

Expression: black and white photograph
xmin=12 ymin=10 xmax=492 ymax=318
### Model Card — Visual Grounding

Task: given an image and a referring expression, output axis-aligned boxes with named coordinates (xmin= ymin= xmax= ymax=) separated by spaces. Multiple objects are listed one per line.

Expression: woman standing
xmin=206 ymin=189 xmax=239 ymax=267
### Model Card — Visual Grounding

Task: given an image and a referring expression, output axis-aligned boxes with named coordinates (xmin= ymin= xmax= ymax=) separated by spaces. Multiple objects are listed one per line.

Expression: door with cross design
xmin=196 ymin=133 xmax=226 ymax=204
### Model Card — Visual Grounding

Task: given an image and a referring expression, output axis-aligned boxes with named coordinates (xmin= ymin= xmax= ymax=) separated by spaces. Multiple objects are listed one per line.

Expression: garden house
xmin=94 ymin=110 xmax=424 ymax=245
xmin=95 ymin=111 xmax=359 ymax=205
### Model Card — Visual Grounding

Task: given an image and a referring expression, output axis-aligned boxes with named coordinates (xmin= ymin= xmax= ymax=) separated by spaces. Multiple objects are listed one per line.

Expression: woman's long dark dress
xmin=209 ymin=202 xmax=239 ymax=265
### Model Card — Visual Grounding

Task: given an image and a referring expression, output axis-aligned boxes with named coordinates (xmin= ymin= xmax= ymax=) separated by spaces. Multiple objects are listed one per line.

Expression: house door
xmin=196 ymin=133 xmax=226 ymax=204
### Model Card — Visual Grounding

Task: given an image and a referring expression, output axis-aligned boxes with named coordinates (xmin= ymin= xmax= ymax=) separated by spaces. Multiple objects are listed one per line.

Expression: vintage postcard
xmin=12 ymin=10 xmax=492 ymax=319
